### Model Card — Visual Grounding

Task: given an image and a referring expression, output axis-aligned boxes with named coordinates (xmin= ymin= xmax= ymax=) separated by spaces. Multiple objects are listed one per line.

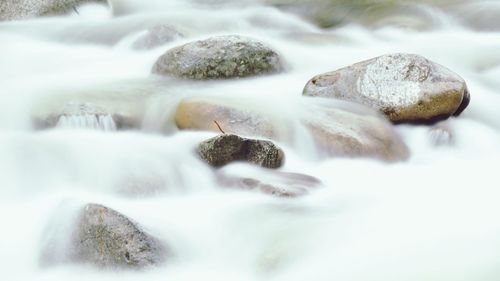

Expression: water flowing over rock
xmin=303 ymin=101 xmax=409 ymax=161
xmin=303 ymin=53 xmax=469 ymax=124
xmin=42 ymin=102 xmax=117 ymax=131
xmin=132 ymin=25 xmax=183 ymax=50
xmin=175 ymin=96 xmax=275 ymax=138
xmin=69 ymin=204 xmax=167 ymax=269
xmin=198 ymin=134 xmax=284 ymax=168
xmin=428 ymin=121 xmax=454 ymax=146
xmin=152 ymin=35 xmax=284 ymax=79
xmin=0 ymin=0 xmax=108 ymax=21
xmin=217 ymin=166 xmax=322 ymax=197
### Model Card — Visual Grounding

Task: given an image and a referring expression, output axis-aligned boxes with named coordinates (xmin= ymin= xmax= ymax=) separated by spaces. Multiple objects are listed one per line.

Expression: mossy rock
xmin=152 ymin=35 xmax=284 ymax=79
xmin=198 ymin=134 xmax=284 ymax=168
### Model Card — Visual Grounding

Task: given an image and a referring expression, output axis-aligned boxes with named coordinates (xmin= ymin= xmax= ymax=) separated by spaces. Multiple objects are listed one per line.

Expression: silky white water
xmin=1 ymin=0 xmax=500 ymax=280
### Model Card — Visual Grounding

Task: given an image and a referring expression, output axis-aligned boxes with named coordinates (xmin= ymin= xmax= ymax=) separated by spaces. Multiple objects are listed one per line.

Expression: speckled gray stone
xmin=71 ymin=204 xmax=167 ymax=269
xmin=0 ymin=0 xmax=107 ymax=21
xmin=303 ymin=53 xmax=469 ymax=124
xmin=198 ymin=134 xmax=284 ymax=168
xmin=152 ymin=35 xmax=284 ymax=79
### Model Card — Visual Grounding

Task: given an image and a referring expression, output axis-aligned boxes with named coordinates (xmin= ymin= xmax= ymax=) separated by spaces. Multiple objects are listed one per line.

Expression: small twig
xmin=213 ymin=120 xmax=225 ymax=134
xmin=73 ymin=6 xmax=80 ymax=15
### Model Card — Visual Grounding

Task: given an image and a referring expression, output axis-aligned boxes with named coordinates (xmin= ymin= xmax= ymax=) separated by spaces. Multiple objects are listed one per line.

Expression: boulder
xmin=132 ymin=25 xmax=183 ymax=50
xmin=217 ymin=167 xmax=322 ymax=197
xmin=198 ymin=134 xmax=284 ymax=168
xmin=303 ymin=53 xmax=469 ymax=124
xmin=175 ymin=96 xmax=275 ymax=138
xmin=303 ymin=101 xmax=409 ymax=161
xmin=0 ymin=0 xmax=107 ymax=21
xmin=70 ymin=204 xmax=167 ymax=269
xmin=152 ymin=35 xmax=284 ymax=79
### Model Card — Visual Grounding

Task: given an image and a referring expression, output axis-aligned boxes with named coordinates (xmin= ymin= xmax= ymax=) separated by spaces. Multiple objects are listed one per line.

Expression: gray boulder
xmin=61 ymin=204 xmax=167 ymax=269
xmin=132 ymin=25 xmax=183 ymax=50
xmin=152 ymin=35 xmax=284 ymax=79
xmin=303 ymin=53 xmax=470 ymax=124
xmin=0 ymin=0 xmax=107 ymax=21
xmin=198 ymin=134 xmax=284 ymax=168
xmin=70 ymin=204 xmax=167 ymax=269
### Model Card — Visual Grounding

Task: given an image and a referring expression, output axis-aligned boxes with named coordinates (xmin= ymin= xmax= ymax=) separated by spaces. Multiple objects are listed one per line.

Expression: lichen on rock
xmin=198 ymin=134 xmax=284 ymax=168
xmin=152 ymin=35 xmax=284 ymax=79
xmin=41 ymin=203 xmax=168 ymax=269
xmin=0 ymin=0 xmax=108 ymax=21
xmin=303 ymin=53 xmax=470 ymax=124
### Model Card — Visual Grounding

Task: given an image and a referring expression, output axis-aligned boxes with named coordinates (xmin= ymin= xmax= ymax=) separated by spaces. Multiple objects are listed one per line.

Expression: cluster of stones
xmin=16 ymin=0 xmax=471 ymax=272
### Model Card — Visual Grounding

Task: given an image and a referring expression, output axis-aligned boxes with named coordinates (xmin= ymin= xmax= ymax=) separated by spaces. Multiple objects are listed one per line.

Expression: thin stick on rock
xmin=213 ymin=120 xmax=226 ymax=134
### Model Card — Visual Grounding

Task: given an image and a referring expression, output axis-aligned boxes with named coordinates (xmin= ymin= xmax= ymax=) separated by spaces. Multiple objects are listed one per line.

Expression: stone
xmin=303 ymin=101 xmax=409 ymax=161
xmin=198 ymin=134 xmax=284 ymax=168
xmin=132 ymin=25 xmax=183 ymax=50
xmin=175 ymin=96 xmax=275 ymax=138
xmin=152 ymin=35 xmax=284 ymax=79
xmin=217 ymin=168 xmax=322 ymax=197
xmin=0 ymin=0 xmax=107 ymax=21
xmin=303 ymin=53 xmax=469 ymax=124
xmin=70 ymin=204 xmax=167 ymax=269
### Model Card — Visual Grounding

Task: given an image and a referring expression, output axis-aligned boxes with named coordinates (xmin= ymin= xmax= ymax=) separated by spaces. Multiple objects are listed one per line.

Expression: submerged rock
xmin=33 ymin=101 xmax=142 ymax=131
xmin=303 ymin=53 xmax=469 ymax=124
xmin=428 ymin=121 xmax=454 ymax=146
xmin=218 ymin=167 xmax=322 ymax=197
xmin=132 ymin=25 xmax=183 ymax=50
xmin=265 ymin=0 xmax=443 ymax=30
xmin=175 ymin=96 xmax=275 ymax=138
xmin=198 ymin=134 xmax=284 ymax=168
xmin=71 ymin=204 xmax=167 ymax=269
xmin=0 ymin=0 xmax=107 ymax=21
xmin=303 ymin=101 xmax=409 ymax=161
xmin=152 ymin=35 xmax=284 ymax=79
xmin=36 ymin=102 xmax=117 ymax=131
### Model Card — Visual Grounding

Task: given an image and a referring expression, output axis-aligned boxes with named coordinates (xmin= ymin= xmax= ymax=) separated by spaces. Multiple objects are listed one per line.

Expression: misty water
xmin=1 ymin=0 xmax=500 ymax=280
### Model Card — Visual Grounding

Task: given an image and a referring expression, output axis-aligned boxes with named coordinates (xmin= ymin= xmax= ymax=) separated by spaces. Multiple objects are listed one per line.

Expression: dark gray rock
xmin=132 ymin=25 xmax=183 ymax=50
xmin=0 ymin=0 xmax=107 ymax=21
xmin=152 ymin=35 xmax=284 ymax=79
xmin=303 ymin=53 xmax=469 ymax=124
xmin=71 ymin=204 xmax=167 ymax=269
xmin=198 ymin=134 xmax=284 ymax=168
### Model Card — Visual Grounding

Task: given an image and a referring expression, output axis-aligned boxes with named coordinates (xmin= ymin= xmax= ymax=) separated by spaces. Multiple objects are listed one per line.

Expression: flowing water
xmin=1 ymin=0 xmax=500 ymax=280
